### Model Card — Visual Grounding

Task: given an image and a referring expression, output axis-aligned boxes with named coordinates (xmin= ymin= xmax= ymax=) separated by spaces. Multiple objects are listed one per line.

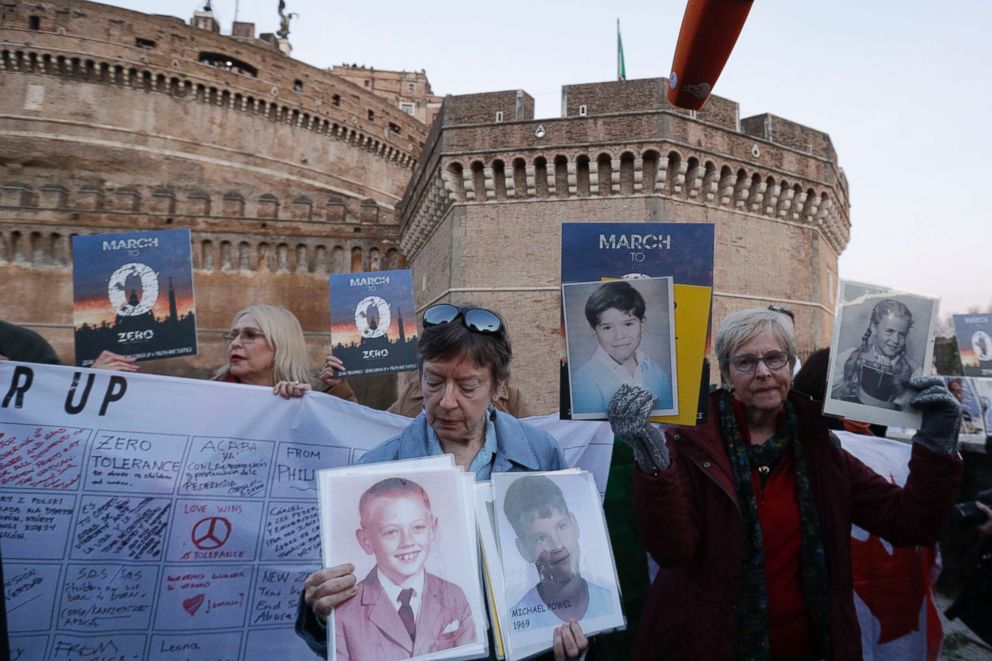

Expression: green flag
xmin=617 ymin=18 xmax=627 ymax=81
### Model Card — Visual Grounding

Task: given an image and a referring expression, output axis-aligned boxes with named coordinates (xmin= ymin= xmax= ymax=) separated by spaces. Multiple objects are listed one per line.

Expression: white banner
xmin=0 ymin=361 xmax=614 ymax=661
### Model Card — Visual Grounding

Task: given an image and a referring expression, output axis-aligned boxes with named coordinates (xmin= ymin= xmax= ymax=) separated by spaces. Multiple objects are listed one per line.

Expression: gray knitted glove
xmin=607 ymin=384 xmax=670 ymax=474
xmin=908 ymin=376 xmax=961 ymax=454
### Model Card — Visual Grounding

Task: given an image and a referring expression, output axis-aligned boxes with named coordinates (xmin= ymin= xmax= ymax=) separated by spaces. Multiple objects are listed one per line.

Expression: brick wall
xmin=443 ymin=90 xmax=535 ymax=125
xmin=411 ymin=195 xmax=840 ymax=414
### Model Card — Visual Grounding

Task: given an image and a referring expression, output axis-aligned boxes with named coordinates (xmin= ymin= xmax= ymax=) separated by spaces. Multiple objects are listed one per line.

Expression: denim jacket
xmin=359 ymin=410 xmax=565 ymax=478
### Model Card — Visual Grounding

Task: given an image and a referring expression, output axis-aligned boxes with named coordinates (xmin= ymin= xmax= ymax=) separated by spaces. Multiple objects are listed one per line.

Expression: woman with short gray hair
xmin=714 ymin=308 xmax=798 ymax=384
xmin=608 ymin=306 xmax=964 ymax=660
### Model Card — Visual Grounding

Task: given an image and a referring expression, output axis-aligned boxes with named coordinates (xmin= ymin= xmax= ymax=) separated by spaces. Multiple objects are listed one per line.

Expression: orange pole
xmin=667 ymin=0 xmax=754 ymax=110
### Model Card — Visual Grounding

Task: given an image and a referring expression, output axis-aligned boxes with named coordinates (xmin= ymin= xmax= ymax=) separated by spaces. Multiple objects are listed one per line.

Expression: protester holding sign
xmin=794 ymin=347 xmax=945 ymax=657
xmin=608 ymin=307 xmax=964 ymax=660
xmin=214 ymin=304 xmax=315 ymax=398
xmin=297 ymin=304 xmax=591 ymax=660
xmin=0 ymin=320 xmax=61 ymax=364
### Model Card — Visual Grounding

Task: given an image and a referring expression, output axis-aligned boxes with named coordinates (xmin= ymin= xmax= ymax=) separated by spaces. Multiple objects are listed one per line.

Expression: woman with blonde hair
xmin=215 ymin=304 xmax=313 ymax=398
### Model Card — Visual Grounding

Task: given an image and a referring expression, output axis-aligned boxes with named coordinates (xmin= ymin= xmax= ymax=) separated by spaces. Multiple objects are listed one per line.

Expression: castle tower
xmin=191 ymin=1 xmax=220 ymax=33
xmin=399 ymin=80 xmax=851 ymax=413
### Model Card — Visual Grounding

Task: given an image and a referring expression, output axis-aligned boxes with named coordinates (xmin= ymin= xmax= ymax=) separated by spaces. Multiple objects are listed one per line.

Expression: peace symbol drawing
xmin=191 ymin=516 xmax=232 ymax=550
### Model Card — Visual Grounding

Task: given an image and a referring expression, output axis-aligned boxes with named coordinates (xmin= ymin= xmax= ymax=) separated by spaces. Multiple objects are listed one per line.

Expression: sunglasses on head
xmin=768 ymin=304 xmax=795 ymax=322
xmin=422 ymin=304 xmax=504 ymax=335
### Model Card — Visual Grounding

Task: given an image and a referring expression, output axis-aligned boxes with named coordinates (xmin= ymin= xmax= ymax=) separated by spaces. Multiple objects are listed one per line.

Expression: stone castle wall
xmin=0 ymin=1 xmax=430 ymax=404
xmin=401 ymin=83 xmax=850 ymax=413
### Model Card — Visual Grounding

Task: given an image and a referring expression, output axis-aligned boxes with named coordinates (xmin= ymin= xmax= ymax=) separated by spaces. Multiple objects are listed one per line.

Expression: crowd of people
xmin=1 ymin=299 xmax=983 ymax=660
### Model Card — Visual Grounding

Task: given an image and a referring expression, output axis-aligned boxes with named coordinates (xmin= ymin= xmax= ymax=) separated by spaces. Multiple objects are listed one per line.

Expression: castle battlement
xmin=400 ymin=83 xmax=850 ymax=261
xmin=0 ymin=1 xmax=427 ymax=169
xmin=398 ymin=81 xmax=852 ymax=412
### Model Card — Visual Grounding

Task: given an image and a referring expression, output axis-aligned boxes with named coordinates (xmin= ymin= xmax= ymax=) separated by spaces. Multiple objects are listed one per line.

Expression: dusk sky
xmin=113 ymin=0 xmax=992 ymax=317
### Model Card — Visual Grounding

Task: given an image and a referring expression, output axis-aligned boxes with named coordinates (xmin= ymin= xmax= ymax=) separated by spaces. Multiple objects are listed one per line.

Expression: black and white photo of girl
xmin=825 ymin=281 xmax=939 ymax=428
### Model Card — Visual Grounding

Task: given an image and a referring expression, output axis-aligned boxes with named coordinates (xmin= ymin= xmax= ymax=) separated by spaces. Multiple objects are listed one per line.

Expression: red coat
xmin=633 ymin=391 xmax=963 ymax=660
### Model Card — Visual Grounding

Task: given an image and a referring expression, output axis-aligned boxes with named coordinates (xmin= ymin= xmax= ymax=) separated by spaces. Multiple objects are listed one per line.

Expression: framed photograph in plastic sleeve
xmin=491 ymin=470 xmax=625 ymax=659
xmin=316 ymin=458 xmax=488 ymax=661
xmin=824 ymin=280 xmax=939 ymax=429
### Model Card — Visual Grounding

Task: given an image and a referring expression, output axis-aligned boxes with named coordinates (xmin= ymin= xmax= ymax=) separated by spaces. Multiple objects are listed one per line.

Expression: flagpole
xmin=616 ymin=18 xmax=626 ymax=81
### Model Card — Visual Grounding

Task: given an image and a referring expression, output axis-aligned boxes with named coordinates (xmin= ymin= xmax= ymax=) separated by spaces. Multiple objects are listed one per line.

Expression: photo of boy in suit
xmin=335 ymin=477 xmax=477 ymax=660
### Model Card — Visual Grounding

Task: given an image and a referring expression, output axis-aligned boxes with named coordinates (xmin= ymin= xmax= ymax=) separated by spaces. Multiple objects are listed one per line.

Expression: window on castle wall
xmin=29 ymin=16 xmax=41 ymax=30
xmin=388 ymin=122 xmax=401 ymax=134
xmin=293 ymin=79 xmax=303 ymax=92
xmin=332 ymin=94 xmax=341 ymax=106
xmin=578 ymin=105 xmax=587 ymax=117
xmin=364 ymin=80 xmax=370 ymax=88
xmin=258 ymin=196 xmax=279 ymax=219
xmin=554 ymin=157 xmax=569 ymax=196
xmin=188 ymin=195 xmax=210 ymax=216
xmin=223 ymin=195 xmax=245 ymax=217
xmin=197 ymin=52 xmax=258 ymax=77
xmin=292 ymin=199 xmax=313 ymax=220
xmin=495 ymin=111 xmax=504 ymax=123
xmin=576 ymin=157 xmax=591 ymax=196
xmin=135 ymin=37 xmax=156 ymax=50
xmin=400 ymin=103 xmax=414 ymax=115
xmin=367 ymin=110 xmax=375 ymax=122
xmin=407 ymin=82 xmax=415 ymax=93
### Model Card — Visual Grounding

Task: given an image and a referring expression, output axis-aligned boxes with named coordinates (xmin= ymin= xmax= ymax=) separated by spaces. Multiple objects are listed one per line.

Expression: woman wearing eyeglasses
xmin=215 ymin=304 xmax=315 ymax=398
xmin=608 ymin=307 xmax=963 ymax=660
xmin=298 ymin=304 xmax=592 ymax=660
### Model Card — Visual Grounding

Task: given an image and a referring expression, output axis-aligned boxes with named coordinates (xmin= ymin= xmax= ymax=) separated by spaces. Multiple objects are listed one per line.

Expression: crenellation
xmin=0 ymin=43 xmax=421 ymax=168
xmin=404 ymin=145 xmax=849 ymax=256
xmin=0 ymin=178 xmax=403 ymax=227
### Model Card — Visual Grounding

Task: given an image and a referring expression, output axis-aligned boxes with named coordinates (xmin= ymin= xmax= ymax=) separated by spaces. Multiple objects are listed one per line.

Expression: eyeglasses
xmin=422 ymin=304 xmax=503 ymax=335
xmin=222 ymin=328 xmax=266 ymax=343
xmin=727 ymin=350 xmax=791 ymax=373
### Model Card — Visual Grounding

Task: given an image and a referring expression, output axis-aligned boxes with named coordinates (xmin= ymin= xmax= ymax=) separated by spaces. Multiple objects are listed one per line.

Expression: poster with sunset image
xmin=72 ymin=228 xmax=197 ymax=366
xmin=329 ymin=268 xmax=418 ymax=377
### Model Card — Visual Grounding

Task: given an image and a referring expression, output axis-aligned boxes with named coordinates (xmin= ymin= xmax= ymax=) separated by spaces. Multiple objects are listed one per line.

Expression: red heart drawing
xmin=183 ymin=593 xmax=205 ymax=616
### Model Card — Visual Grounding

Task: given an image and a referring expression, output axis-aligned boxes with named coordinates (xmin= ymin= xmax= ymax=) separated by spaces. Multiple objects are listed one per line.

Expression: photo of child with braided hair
xmin=832 ymin=299 xmax=918 ymax=408
xmin=824 ymin=280 xmax=939 ymax=429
